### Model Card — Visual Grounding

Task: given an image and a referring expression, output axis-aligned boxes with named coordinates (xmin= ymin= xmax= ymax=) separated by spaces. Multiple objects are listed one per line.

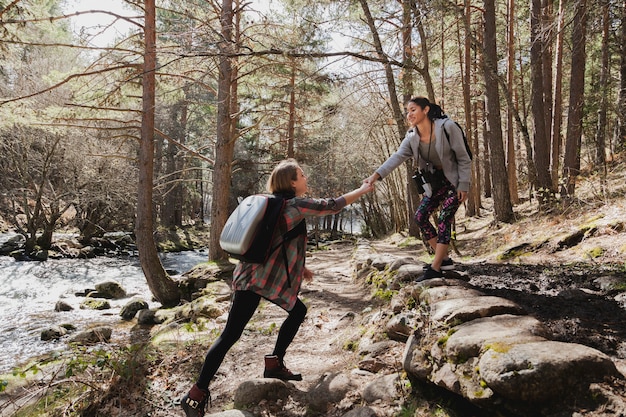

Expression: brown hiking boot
xmin=263 ymin=355 xmax=303 ymax=381
xmin=181 ymin=384 xmax=210 ymax=417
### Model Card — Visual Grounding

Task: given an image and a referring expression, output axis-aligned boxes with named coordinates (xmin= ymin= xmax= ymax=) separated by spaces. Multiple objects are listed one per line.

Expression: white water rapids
xmin=0 ymin=233 xmax=208 ymax=374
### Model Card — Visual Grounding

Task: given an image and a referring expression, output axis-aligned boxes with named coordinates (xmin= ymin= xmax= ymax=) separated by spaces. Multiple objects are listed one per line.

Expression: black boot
xmin=263 ymin=355 xmax=303 ymax=381
xmin=181 ymin=384 xmax=210 ymax=417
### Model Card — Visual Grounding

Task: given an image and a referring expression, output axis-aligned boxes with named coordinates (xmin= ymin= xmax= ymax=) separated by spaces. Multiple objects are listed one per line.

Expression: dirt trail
xmin=192 ymin=240 xmax=383 ymax=412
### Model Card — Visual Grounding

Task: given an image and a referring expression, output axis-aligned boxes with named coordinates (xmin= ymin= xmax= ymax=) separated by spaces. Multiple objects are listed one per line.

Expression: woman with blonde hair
xmin=181 ymin=158 xmax=374 ymax=416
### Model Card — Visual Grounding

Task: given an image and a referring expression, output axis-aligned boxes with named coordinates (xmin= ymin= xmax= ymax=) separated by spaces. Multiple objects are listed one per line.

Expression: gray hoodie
xmin=375 ymin=118 xmax=472 ymax=192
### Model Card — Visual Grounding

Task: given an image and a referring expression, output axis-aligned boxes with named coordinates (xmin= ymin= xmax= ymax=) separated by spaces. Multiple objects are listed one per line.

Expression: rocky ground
xmin=92 ymin=191 xmax=626 ymax=416
xmin=2 ymin=161 xmax=626 ymax=417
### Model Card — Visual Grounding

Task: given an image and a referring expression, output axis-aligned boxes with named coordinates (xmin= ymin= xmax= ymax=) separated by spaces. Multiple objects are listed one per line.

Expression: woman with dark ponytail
xmin=364 ymin=97 xmax=472 ymax=280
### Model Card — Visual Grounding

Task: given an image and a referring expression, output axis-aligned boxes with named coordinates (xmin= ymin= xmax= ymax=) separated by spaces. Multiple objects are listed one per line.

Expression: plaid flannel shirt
xmin=232 ymin=195 xmax=347 ymax=311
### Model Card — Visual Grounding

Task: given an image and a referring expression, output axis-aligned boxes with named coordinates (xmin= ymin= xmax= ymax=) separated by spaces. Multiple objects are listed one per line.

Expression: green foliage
xmin=342 ymin=339 xmax=359 ymax=352
xmin=373 ymin=287 xmax=395 ymax=301
xmin=0 ymin=379 xmax=8 ymax=392
xmin=261 ymin=322 xmax=278 ymax=336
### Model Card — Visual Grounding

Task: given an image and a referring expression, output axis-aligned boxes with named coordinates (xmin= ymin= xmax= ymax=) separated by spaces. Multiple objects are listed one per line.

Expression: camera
xmin=412 ymin=170 xmax=432 ymax=196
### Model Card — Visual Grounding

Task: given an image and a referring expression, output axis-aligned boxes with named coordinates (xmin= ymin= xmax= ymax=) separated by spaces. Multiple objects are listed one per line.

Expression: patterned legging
xmin=414 ymin=181 xmax=460 ymax=245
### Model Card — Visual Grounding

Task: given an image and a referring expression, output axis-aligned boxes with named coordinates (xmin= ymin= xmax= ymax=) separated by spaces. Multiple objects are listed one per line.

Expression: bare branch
xmin=0 ymin=64 xmax=141 ymax=106
xmin=2 ymin=10 xmax=143 ymax=29
xmin=154 ymin=128 xmax=215 ymax=165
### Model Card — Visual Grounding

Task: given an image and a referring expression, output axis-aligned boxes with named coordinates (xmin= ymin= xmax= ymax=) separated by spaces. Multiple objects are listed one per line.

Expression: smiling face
xmin=291 ymin=167 xmax=308 ymax=196
xmin=406 ymin=101 xmax=429 ymax=128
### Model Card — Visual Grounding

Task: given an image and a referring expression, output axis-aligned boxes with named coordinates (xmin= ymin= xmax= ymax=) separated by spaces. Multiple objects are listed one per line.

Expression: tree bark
xmin=550 ymin=0 xmax=565 ymax=188
xmin=462 ymin=0 xmax=480 ymax=215
xmin=506 ymin=0 xmax=519 ymax=205
xmin=483 ymin=0 xmax=513 ymax=222
xmin=594 ymin=0 xmax=609 ymax=170
xmin=403 ymin=0 xmax=420 ymax=238
xmin=530 ymin=0 xmax=552 ymax=194
xmin=136 ymin=0 xmax=180 ymax=308
xmin=288 ymin=60 xmax=296 ymax=158
xmin=619 ymin=0 xmax=626 ymax=152
xmin=562 ymin=0 xmax=587 ymax=196
xmin=359 ymin=0 xmax=410 ymax=232
xmin=208 ymin=0 xmax=236 ymax=261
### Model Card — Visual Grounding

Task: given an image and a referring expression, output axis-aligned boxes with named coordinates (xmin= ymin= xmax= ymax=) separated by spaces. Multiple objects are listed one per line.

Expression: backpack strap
xmin=442 ymin=119 xmax=473 ymax=160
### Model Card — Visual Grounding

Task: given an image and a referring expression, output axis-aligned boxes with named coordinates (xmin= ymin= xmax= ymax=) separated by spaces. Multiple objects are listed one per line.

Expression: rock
xmin=207 ymin=410 xmax=255 ymax=417
xmin=41 ymin=325 xmax=68 ymax=341
xmin=443 ymin=314 xmax=550 ymax=361
xmin=361 ymin=373 xmax=401 ymax=403
xmin=176 ymin=297 xmax=224 ymax=321
xmin=358 ymin=358 xmax=386 ymax=373
xmin=358 ymin=341 xmax=397 ymax=357
xmin=429 ymin=295 xmax=525 ymax=324
xmin=80 ymin=298 xmax=111 ymax=310
xmin=385 ymin=312 xmax=417 ymax=342
xmin=418 ymin=286 xmax=483 ymax=304
xmin=394 ymin=264 xmax=425 ymax=283
xmin=68 ymin=326 xmax=112 ymax=345
xmin=388 ymin=257 xmax=417 ymax=271
xmin=431 ymin=362 xmax=461 ymax=394
xmin=137 ymin=309 xmax=157 ymax=324
xmin=0 ymin=234 xmax=24 ymax=255
xmin=479 ymin=340 xmax=619 ymax=403
xmin=232 ymin=379 xmax=291 ymax=408
xmin=94 ymin=281 xmax=127 ymax=299
xmin=120 ymin=298 xmax=149 ymax=321
xmin=307 ymin=372 xmax=355 ymax=411
xmin=30 ymin=249 xmax=48 ymax=261
xmin=341 ymin=406 xmax=379 ymax=417
xmin=402 ymin=332 xmax=432 ymax=380
xmin=54 ymin=300 xmax=74 ymax=312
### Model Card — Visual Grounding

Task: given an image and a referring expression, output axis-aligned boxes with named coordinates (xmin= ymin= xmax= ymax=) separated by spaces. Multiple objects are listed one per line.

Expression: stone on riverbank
xmin=68 ymin=326 xmax=112 ymax=345
xmin=120 ymin=298 xmax=149 ymax=320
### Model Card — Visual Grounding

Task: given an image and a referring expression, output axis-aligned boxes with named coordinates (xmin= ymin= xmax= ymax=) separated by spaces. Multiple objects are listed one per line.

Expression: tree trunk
xmin=462 ymin=0 xmax=480 ymax=215
xmin=403 ymin=0 xmax=420 ymax=237
xmin=506 ymin=0 xmax=520 ymax=205
xmin=541 ymin=0 xmax=554 ymax=155
xmin=136 ymin=0 xmax=180 ymax=308
xmin=208 ymin=0 xmax=236 ymax=261
xmin=414 ymin=1 xmax=436 ymax=101
xmin=550 ymin=0 xmax=565 ymax=188
xmin=619 ymin=0 xmax=626 ymax=152
xmin=562 ymin=0 xmax=587 ymax=196
xmin=594 ymin=0 xmax=609 ymax=170
xmin=483 ymin=0 xmax=514 ymax=222
xmin=359 ymin=0 xmax=409 ymax=232
xmin=163 ymin=116 xmax=183 ymax=227
xmin=530 ymin=0 xmax=552 ymax=196
xmin=288 ymin=60 xmax=296 ymax=158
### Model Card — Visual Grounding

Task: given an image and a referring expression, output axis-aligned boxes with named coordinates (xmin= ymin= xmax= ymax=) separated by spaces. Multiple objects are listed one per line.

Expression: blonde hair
xmin=267 ymin=158 xmax=300 ymax=194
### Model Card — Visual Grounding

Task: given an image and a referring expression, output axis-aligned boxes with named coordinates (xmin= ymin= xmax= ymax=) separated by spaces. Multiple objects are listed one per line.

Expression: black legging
xmin=196 ymin=290 xmax=307 ymax=390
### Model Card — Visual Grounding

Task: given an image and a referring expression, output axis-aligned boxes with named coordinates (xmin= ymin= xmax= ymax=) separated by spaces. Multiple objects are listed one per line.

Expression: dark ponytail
xmin=408 ymin=96 xmax=447 ymax=120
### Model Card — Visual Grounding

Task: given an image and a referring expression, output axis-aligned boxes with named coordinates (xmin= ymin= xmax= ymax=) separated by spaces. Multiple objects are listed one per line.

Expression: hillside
xmin=2 ymin=157 xmax=626 ymax=417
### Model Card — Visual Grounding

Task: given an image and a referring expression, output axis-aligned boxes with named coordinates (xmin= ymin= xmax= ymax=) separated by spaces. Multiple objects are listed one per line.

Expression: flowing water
xmin=0 ymin=233 xmax=208 ymax=374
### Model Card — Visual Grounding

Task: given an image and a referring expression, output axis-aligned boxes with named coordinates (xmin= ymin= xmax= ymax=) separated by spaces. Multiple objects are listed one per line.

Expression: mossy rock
xmin=585 ymin=247 xmax=604 ymax=259
xmin=80 ymin=298 xmax=111 ymax=310
xmin=498 ymin=243 xmax=533 ymax=261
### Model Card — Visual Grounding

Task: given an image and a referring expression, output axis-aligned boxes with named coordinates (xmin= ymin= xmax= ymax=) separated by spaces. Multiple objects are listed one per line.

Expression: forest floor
xmin=96 ymin=156 xmax=626 ymax=416
xmin=2 ymin=158 xmax=626 ymax=417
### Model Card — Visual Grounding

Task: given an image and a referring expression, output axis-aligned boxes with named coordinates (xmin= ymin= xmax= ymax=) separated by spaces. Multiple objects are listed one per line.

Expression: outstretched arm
xmin=363 ymin=172 xmax=382 ymax=185
xmin=341 ymin=182 xmax=374 ymax=206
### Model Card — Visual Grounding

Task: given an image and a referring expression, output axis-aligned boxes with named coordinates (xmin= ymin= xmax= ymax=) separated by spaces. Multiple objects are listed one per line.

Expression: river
xmin=0 ymin=233 xmax=208 ymax=374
